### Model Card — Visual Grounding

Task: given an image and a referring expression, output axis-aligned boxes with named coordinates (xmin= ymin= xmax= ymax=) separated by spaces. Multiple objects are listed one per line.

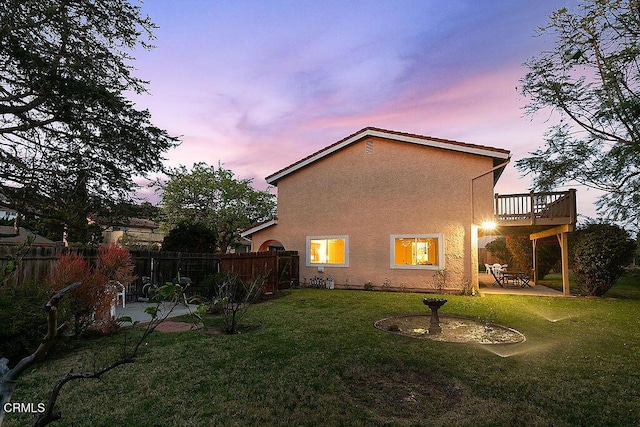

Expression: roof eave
xmin=265 ymin=127 xmax=510 ymax=185
xmin=492 ymin=156 xmax=512 ymax=184
xmin=240 ymin=219 xmax=278 ymax=238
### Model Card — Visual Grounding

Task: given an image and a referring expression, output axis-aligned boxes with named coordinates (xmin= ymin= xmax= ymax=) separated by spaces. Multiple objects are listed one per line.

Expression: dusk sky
xmin=129 ymin=0 xmax=600 ymax=219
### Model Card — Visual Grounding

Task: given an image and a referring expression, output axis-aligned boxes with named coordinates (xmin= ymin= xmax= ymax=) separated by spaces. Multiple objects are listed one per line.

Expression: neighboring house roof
xmin=266 ymin=127 xmax=511 ymax=185
xmin=241 ymin=218 xmax=278 ymax=238
xmin=92 ymin=217 xmax=160 ymax=230
xmin=123 ymin=218 xmax=159 ymax=229
xmin=0 ymin=226 xmax=57 ymax=246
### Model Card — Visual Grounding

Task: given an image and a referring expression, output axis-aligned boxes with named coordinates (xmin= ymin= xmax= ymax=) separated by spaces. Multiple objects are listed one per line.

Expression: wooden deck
xmin=492 ymin=189 xmax=577 ymax=296
xmin=495 ymin=189 xmax=576 ymax=227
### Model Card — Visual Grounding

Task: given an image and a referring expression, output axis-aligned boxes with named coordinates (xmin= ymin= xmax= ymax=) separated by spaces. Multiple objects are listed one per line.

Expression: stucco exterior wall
xmin=251 ymin=136 xmax=497 ymax=291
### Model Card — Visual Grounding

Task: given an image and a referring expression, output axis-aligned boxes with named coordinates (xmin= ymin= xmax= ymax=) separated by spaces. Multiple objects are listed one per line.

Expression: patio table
xmin=500 ymin=271 xmax=518 ymax=288
xmin=502 ymin=271 xmax=532 ymax=288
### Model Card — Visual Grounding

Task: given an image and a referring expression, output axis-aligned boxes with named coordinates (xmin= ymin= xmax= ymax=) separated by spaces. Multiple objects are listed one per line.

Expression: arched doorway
xmin=258 ymin=240 xmax=285 ymax=252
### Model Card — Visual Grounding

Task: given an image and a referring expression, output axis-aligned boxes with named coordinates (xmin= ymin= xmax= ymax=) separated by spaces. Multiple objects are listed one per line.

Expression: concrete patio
xmin=478 ymin=273 xmax=563 ymax=296
xmin=114 ymin=301 xmax=199 ymax=324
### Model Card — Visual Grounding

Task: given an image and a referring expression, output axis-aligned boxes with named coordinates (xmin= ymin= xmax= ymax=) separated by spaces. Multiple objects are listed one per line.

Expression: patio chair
xmin=519 ymin=271 xmax=532 ymax=288
xmin=115 ymin=281 xmax=125 ymax=308
xmin=489 ymin=266 xmax=506 ymax=287
xmin=109 ymin=281 xmax=126 ymax=319
xmin=484 ymin=263 xmax=492 ymax=274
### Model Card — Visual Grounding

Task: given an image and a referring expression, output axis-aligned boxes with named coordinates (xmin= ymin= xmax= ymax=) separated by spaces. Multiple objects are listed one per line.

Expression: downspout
xmin=470 ymin=158 xmax=510 ymax=295
xmin=470 ymin=159 xmax=511 ymax=225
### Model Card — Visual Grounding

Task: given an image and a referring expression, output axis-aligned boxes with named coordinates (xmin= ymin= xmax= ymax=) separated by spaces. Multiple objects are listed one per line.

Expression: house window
xmin=390 ymin=234 xmax=444 ymax=269
xmin=306 ymin=236 xmax=348 ymax=267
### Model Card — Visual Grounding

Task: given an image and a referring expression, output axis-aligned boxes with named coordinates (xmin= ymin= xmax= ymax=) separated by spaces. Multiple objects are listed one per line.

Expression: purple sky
xmin=130 ymin=0 xmax=600 ymax=219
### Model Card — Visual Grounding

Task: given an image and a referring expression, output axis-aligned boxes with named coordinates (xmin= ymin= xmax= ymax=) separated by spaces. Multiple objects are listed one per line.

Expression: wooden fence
xmin=1 ymin=246 xmax=298 ymax=297
xmin=0 ymin=246 xmax=61 ymax=288
xmin=219 ymin=251 xmax=299 ymax=293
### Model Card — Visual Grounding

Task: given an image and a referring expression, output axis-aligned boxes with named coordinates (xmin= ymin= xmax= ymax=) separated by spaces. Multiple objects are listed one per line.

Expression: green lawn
xmin=5 ymin=285 xmax=640 ymax=426
xmin=540 ymin=271 xmax=640 ymax=299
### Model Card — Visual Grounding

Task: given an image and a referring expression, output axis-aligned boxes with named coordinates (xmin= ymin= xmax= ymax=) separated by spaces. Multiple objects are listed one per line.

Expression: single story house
xmin=100 ymin=217 xmax=165 ymax=249
xmin=242 ymin=127 xmax=511 ymax=292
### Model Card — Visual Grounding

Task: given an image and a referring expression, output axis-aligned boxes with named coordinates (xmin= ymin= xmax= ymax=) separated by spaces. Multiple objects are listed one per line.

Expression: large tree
xmin=518 ymin=0 xmax=640 ymax=228
xmin=0 ymin=0 xmax=178 ymax=243
xmin=157 ymin=163 xmax=276 ymax=253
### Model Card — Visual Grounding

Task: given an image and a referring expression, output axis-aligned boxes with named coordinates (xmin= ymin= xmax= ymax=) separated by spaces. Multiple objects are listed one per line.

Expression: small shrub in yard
xmin=48 ymin=245 xmax=136 ymax=337
xmin=199 ymin=273 xmax=238 ymax=300
xmin=48 ymin=252 xmax=101 ymax=336
xmin=198 ymin=273 xmax=266 ymax=334
xmin=96 ymin=243 xmax=136 ymax=286
xmin=459 ymin=278 xmax=476 ymax=296
xmin=0 ymin=281 xmax=53 ymax=365
xmin=571 ymin=222 xmax=636 ymax=296
xmin=433 ymin=269 xmax=447 ymax=290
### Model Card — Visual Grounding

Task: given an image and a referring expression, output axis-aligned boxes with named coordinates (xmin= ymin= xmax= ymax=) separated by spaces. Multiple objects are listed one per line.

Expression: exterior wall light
xmin=480 ymin=221 xmax=497 ymax=231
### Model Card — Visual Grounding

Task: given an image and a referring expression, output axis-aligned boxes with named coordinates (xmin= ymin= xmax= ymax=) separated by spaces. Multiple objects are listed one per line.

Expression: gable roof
xmin=240 ymin=218 xmax=278 ymax=238
xmin=90 ymin=216 xmax=159 ymax=230
xmin=266 ymin=127 xmax=511 ymax=185
xmin=0 ymin=226 xmax=57 ymax=246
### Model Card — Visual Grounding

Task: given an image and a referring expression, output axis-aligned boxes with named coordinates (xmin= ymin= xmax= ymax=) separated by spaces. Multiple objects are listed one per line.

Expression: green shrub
xmin=505 ymin=232 xmax=560 ymax=279
xmin=485 ymin=237 xmax=512 ymax=265
xmin=196 ymin=273 xmax=266 ymax=333
xmin=199 ymin=272 xmax=249 ymax=302
xmin=0 ymin=281 xmax=53 ymax=366
xmin=571 ymin=222 xmax=636 ymax=296
xmin=536 ymin=240 xmax=561 ymax=278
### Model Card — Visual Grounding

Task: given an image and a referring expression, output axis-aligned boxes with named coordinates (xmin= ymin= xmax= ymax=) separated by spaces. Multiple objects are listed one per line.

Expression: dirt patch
xmin=374 ymin=314 xmax=525 ymax=344
xmin=154 ymin=321 xmax=197 ymax=333
xmin=344 ymin=364 xmax=557 ymax=426
xmin=151 ymin=320 xmax=260 ymax=335
xmin=347 ymin=365 xmax=466 ymax=418
xmin=200 ymin=327 xmax=224 ymax=335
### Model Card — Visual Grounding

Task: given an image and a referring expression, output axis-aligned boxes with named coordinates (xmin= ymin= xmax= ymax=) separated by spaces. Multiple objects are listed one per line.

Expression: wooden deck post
xmin=530 ymin=225 xmax=573 ymax=296
xmin=558 ymin=231 xmax=570 ymax=296
xmin=532 ymin=238 xmax=538 ymax=286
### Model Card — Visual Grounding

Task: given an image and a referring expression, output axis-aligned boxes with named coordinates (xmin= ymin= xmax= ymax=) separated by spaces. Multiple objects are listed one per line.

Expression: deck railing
xmin=495 ymin=189 xmax=576 ymax=226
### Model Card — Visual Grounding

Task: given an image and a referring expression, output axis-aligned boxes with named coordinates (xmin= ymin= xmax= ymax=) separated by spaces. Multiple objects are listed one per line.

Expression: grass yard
xmin=5 ymin=283 xmax=640 ymax=426
xmin=540 ymin=271 xmax=640 ymax=299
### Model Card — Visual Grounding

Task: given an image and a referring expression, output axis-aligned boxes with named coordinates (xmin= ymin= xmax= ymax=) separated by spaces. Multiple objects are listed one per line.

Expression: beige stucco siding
xmin=252 ymin=136 xmax=496 ymax=291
